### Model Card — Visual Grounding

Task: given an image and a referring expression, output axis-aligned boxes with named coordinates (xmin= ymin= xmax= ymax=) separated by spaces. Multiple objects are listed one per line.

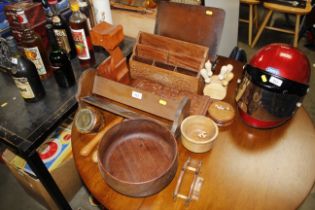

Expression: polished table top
xmin=71 ymin=57 xmax=315 ymax=210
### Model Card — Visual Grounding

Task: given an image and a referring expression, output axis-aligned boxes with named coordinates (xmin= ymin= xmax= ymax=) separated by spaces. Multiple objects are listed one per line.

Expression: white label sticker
xmin=11 ymin=57 xmax=18 ymax=64
xmin=70 ymin=28 xmax=90 ymax=60
xmin=12 ymin=77 xmax=35 ymax=99
xmin=132 ymin=91 xmax=142 ymax=100
xmin=24 ymin=47 xmax=47 ymax=75
xmin=269 ymin=76 xmax=283 ymax=87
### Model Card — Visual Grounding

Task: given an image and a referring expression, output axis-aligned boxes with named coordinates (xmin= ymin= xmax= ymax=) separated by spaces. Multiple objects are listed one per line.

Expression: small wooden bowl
xmin=97 ymin=119 xmax=178 ymax=197
xmin=180 ymin=115 xmax=219 ymax=153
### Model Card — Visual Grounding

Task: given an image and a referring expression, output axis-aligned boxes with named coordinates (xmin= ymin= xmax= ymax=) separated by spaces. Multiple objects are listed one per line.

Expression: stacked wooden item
xmin=78 ymin=22 xmax=212 ymax=134
xmin=72 ymin=4 xmax=229 ymax=198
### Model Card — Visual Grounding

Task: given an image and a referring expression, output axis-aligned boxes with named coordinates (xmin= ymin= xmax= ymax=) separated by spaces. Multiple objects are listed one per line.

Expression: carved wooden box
xmin=129 ymin=32 xmax=209 ymax=94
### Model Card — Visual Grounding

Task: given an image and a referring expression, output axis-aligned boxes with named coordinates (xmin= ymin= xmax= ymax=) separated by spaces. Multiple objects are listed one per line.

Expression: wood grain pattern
xmin=130 ymin=32 xmax=208 ymax=94
xmin=130 ymin=58 xmax=204 ymax=94
xmin=138 ymin=32 xmax=209 ymax=63
xmin=155 ymin=2 xmax=225 ymax=60
xmin=90 ymin=22 xmax=130 ymax=84
xmin=72 ymin=57 xmax=315 ymax=210
xmin=92 ymin=75 xmax=187 ymax=121
xmin=130 ymin=79 xmax=210 ymax=116
xmin=97 ymin=119 xmax=178 ymax=197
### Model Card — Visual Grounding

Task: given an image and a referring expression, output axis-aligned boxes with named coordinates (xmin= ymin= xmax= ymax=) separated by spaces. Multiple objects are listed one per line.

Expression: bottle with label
xmin=46 ymin=23 xmax=76 ymax=88
xmin=21 ymin=28 xmax=52 ymax=80
xmin=78 ymin=0 xmax=95 ymax=30
xmin=47 ymin=0 xmax=76 ymax=59
xmin=6 ymin=36 xmax=45 ymax=103
xmin=69 ymin=2 xmax=95 ymax=68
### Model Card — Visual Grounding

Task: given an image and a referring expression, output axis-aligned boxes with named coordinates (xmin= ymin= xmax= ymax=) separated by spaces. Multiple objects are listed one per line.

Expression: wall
xmin=204 ymin=0 xmax=239 ymax=57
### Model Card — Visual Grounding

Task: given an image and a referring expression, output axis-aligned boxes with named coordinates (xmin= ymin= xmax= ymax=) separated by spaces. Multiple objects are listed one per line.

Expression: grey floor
xmin=1 ymin=8 xmax=315 ymax=210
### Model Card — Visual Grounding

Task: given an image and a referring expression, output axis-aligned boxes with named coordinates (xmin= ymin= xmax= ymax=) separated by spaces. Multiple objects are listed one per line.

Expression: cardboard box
xmin=4 ymin=1 xmax=48 ymax=47
xmin=2 ymin=149 xmax=82 ymax=210
xmin=2 ymin=119 xmax=81 ymax=210
xmin=111 ymin=8 xmax=156 ymax=38
xmin=10 ymin=20 xmax=49 ymax=47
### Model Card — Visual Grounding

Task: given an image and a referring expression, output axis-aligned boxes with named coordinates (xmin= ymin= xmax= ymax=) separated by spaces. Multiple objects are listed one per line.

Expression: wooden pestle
xmin=80 ymin=117 xmax=123 ymax=156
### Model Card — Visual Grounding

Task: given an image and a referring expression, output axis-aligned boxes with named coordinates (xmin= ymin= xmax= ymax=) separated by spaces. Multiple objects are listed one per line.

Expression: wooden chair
xmin=239 ymin=0 xmax=260 ymax=46
xmin=251 ymin=0 xmax=312 ymax=48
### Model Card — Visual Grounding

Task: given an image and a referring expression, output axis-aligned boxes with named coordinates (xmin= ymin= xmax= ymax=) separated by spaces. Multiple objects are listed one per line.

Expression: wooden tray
xmin=98 ymin=118 xmax=178 ymax=197
xmin=76 ymin=69 xmax=190 ymax=137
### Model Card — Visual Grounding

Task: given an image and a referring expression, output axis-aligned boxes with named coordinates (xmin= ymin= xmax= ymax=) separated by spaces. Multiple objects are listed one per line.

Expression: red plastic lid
xmin=48 ymin=0 xmax=58 ymax=5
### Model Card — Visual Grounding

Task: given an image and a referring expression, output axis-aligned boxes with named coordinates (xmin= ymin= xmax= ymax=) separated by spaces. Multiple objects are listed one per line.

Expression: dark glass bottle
xmin=69 ymin=2 xmax=95 ymax=68
xmin=47 ymin=0 xmax=77 ymax=59
xmin=46 ymin=24 xmax=76 ymax=88
xmin=6 ymin=36 xmax=45 ymax=103
xmin=21 ymin=28 xmax=52 ymax=80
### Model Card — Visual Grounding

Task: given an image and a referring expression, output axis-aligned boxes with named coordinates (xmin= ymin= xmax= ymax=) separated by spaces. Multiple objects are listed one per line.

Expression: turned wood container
xmin=180 ymin=115 xmax=218 ymax=153
xmin=97 ymin=118 xmax=178 ymax=197
xmin=208 ymin=101 xmax=235 ymax=126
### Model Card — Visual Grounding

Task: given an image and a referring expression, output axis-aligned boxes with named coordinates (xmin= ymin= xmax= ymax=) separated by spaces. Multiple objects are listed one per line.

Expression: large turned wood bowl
xmin=97 ymin=118 xmax=178 ymax=197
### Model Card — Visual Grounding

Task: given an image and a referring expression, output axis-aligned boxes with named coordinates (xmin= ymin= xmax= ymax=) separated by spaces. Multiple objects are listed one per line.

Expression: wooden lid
xmin=208 ymin=101 xmax=235 ymax=126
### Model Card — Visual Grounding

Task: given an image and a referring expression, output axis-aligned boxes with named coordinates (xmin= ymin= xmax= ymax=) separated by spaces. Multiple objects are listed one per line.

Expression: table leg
xmin=26 ymin=151 xmax=72 ymax=210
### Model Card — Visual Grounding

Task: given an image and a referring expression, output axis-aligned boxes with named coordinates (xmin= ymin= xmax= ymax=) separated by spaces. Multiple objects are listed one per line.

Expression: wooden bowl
xmin=97 ymin=119 xmax=178 ymax=197
xmin=180 ymin=115 xmax=219 ymax=153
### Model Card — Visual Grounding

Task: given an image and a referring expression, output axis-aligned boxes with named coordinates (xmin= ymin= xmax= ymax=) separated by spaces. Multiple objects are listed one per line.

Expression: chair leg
xmin=251 ymin=9 xmax=273 ymax=48
xmin=293 ymin=14 xmax=301 ymax=48
xmin=249 ymin=5 xmax=254 ymax=45
xmin=254 ymin=5 xmax=259 ymax=29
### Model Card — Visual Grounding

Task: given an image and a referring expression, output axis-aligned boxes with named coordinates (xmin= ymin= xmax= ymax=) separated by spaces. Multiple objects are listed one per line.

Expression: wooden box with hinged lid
xmin=129 ymin=32 xmax=209 ymax=94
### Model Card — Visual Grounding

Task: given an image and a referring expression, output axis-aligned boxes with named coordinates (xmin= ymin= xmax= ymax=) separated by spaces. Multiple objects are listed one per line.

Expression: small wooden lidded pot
xmin=180 ymin=115 xmax=219 ymax=153
xmin=208 ymin=101 xmax=235 ymax=126
xmin=74 ymin=107 xmax=104 ymax=134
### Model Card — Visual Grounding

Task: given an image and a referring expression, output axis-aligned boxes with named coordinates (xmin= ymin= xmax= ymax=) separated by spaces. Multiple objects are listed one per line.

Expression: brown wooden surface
xmin=155 ymin=1 xmax=225 ymax=60
xmin=97 ymin=118 xmax=178 ymax=197
xmin=90 ymin=22 xmax=130 ymax=83
xmin=72 ymin=57 xmax=315 ymax=210
xmin=130 ymin=79 xmax=210 ymax=116
xmin=92 ymin=75 xmax=186 ymax=121
xmin=129 ymin=32 xmax=208 ymax=94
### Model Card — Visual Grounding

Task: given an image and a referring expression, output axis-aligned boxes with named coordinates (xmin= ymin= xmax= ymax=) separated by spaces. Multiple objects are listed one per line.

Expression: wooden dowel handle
xmin=92 ymin=150 xmax=98 ymax=163
xmin=80 ymin=117 xmax=123 ymax=156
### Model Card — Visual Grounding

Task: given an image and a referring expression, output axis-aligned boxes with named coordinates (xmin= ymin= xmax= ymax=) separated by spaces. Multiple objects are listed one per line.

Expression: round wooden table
xmin=71 ymin=57 xmax=315 ymax=210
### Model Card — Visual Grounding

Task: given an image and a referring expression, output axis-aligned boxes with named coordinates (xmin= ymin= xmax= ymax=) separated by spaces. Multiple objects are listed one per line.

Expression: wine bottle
xmin=46 ymin=23 xmax=76 ymax=88
xmin=21 ymin=28 xmax=52 ymax=80
xmin=47 ymin=0 xmax=77 ymax=59
xmin=69 ymin=2 xmax=95 ymax=68
xmin=6 ymin=36 xmax=45 ymax=103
